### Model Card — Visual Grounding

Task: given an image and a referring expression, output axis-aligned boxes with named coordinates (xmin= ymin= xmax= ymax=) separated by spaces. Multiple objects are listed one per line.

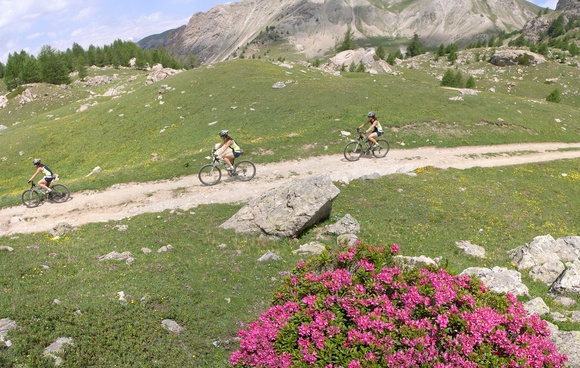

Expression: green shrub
xmin=546 ymin=88 xmax=562 ymax=103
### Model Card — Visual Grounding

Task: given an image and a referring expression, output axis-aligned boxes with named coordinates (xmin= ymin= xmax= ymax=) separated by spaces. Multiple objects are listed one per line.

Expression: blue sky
xmin=0 ymin=0 xmax=559 ymax=63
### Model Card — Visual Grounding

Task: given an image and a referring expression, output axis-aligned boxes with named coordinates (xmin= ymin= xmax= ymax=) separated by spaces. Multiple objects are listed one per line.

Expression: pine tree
xmin=466 ymin=76 xmax=476 ymax=88
xmin=546 ymin=89 xmax=561 ymax=103
xmin=337 ymin=27 xmax=357 ymax=52
xmin=376 ymin=45 xmax=386 ymax=60
xmin=38 ymin=45 xmax=71 ymax=85
xmin=406 ymin=34 xmax=426 ymax=58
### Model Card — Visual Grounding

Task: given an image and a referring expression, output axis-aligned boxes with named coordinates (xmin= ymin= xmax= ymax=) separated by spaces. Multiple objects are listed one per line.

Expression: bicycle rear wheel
xmin=344 ymin=141 xmax=363 ymax=161
xmin=22 ymin=190 xmax=41 ymax=208
xmin=372 ymin=138 xmax=390 ymax=158
xmin=234 ymin=160 xmax=256 ymax=182
xmin=198 ymin=164 xmax=222 ymax=186
xmin=49 ymin=184 xmax=70 ymax=203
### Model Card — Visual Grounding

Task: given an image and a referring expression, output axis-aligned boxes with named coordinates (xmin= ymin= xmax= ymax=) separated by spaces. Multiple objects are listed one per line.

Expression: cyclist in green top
xmin=358 ymin=111 xmax=384 ymax=148
xmin=215 ymin=130 xmax=243 ymax=171
xmin=28 ymin=158 xmax=54 ymax=193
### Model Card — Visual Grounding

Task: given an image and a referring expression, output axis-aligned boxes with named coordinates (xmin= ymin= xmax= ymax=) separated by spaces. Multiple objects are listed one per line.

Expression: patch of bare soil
xmin=3 ymin=142 xmax=580 ymax=238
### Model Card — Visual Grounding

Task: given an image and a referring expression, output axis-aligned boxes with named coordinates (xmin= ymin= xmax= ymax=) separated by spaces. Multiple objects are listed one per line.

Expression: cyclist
xmin=214 ymin=130 xmax=243 ymax=171
xmin=28 ymin=158 xmax=55 ymax=193
xmin=358 ymin=111 xmax=384 ymax=148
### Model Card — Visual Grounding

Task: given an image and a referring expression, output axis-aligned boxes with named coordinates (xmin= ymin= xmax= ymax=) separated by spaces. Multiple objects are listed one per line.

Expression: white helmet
xmin=219 ymin=130 xmax=229 ymax=137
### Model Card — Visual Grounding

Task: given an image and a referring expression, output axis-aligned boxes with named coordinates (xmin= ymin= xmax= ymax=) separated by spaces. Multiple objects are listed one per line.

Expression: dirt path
xmin=3 ymin=142 xmax=580 ymax=238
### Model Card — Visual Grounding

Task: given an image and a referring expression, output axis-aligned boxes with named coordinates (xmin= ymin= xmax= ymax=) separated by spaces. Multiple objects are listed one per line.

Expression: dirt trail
xmin=3 ymin=142 xmax=580 ymax=238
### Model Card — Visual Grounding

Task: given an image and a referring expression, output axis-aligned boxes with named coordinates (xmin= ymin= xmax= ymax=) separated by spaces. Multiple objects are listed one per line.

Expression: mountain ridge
xmin=139 ymin=0 xmax=541 ymax=64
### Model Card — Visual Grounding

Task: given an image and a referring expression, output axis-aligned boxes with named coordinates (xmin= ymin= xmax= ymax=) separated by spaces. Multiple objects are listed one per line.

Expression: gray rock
xmin=529 ymin=260 xmax=566 ymax=285
xmin=292 ymin=242 xmax=326 ymax=256
xmin=508 ymin=235 xmax=562 ymax=270
xmin=0 ymin=319 xmax=17 ymax=348
xmin=51 ymin=222 xmax=74 ymax=237
xmin=548 ymin=323 xmax=580 ymax=368
xmin=550 ymin=259 xmax=580 ymax=295
xmin=461 ymin=266 xmax=529 ymax=297
xmin=523 ymin=297 xmax=549 ymax=316
xmin=43 ymin=337 xmax=74 ymax=366
xmin=337 ymin=234 xmax=359 ymax=247
xmin=0 ymin=246 xmax=14 ymax=252
xmin=324 ymin=214 xmax=360 ymax=235
xmin=161 ymin=319 xmax=184 ymax=334
xmin=258 ymin=251 xmax=282 ymax=262
xmin=394 ymin=255 xmax=439 ymax=270
xmin=455 ymin=240 xmax=485 ymax=258
xmin=220 ymin=174 xmax=340 ymax=238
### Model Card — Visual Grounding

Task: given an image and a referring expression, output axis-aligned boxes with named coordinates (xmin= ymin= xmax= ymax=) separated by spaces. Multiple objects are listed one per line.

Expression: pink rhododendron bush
xmin=230 ymin=242 xmax=567 ymax=368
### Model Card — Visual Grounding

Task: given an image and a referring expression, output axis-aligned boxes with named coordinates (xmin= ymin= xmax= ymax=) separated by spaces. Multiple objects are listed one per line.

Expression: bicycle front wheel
xmin=372 ymin=138 xmax=390 ymax=158
xmin=344 ymin=141 xmax=363 ymax=161
xmin=22 ymin=190 xmax=41 ymax=208
xmin=198 ymin=164 xmax=222 ymax=186
xmin=49 ymin=184 xmax=70 ymax=203
xmin=234 ymin=161 xmax=256 ymax=182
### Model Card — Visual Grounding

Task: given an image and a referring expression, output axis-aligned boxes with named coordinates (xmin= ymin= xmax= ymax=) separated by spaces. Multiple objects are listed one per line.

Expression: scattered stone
xmin=395 ymin=255 xmax=439 ymax=270
xmin=272 ymin=82 xmax=286 ymax=89
xmin=523 ymin=297 xmax=549 ymax=316
xmin=158 ymin=244 xmax=174 ymax=253
xmin=258 ymin=251 xmax=282 ymax=262
xmin=455 ymin=240 xmax=486 ymax=258
xmin=161 ymin=319 xmax=184 ymax=334
xmin=0 ymin=246 xmax=14 ymax=252
xmin=324 ymin=214 xmax=360 ymax=235
xmin=292 ymin=242 xmax=326 ymax=256
xmin=51 ymin=222 xmax=74 ymax=237
xmin=43 ymin=337 xmax=74 ymax=366
xmin=337 ymin=234 xmax=359 ymax=247
xmin=115 ymin=225 xmax=128 ymax=231
xmin=141 ymin=247 xmax=152 ymax=254
xmin=461 ymin=266 xmax=529 ymax=296
xmin=86 ymin=166 xmax=102 ymax=177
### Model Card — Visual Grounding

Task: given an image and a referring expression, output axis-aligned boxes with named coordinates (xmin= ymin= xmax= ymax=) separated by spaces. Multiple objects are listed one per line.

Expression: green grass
xmin=1 ymin=55 xmax=579 ymax=207
xmin=1 ymin=50 xmax=580 ymax=366
xmin=2 ymin=159 xmax=580 ymax=366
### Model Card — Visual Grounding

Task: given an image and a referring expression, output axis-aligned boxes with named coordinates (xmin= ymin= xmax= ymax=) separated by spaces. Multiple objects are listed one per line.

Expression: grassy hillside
xmin=1 ymin=50 xmax=580 ymax=366
xmin=1 ymin=52 xmax=579 ymax=207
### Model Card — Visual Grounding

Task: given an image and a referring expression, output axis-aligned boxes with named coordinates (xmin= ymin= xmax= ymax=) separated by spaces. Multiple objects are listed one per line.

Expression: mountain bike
xmin=198 ymin=150 xmax=256 ymax=186
xmin=343 ymin=128 xmax=390 ymax=161
xmin=22 ymin=181 xmax=71 ymax=208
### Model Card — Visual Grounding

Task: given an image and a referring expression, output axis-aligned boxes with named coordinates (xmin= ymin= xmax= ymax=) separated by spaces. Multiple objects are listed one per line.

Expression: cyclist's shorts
xmin=233 ymin=152 xmax=241 ymax=158
xmin=44 ymin=177 xmax=54 ymax=183
xmin=373 ymin=129 xmax=383 ymax=137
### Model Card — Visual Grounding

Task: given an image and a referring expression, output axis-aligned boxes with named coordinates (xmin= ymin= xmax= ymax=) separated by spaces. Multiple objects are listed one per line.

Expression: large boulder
xmin=220 ymin=174 xmax=340 ymax=238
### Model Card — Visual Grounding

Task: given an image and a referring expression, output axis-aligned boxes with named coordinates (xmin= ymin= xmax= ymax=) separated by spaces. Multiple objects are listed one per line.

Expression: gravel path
xmin=3 ymin=142 xmax=580 ymax=237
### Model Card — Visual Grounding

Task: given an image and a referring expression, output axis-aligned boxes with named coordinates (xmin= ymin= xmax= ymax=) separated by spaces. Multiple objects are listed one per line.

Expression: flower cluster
xmin=230 ymin=242 xmax=567 ymax=367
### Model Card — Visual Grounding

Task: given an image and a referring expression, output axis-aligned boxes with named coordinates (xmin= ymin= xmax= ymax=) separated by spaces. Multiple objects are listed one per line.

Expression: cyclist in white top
xmin=28 ymin=158 xmax=54 ymax=193
xmin=358 ymin=111 xmax=384 ymax=148
xmin=214 ymin=130 xmax=243 ymax=171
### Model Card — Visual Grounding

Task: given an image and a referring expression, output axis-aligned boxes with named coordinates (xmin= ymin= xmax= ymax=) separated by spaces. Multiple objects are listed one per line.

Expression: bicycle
xmin=198 ymin=149 xmax=256 ymax=186
xmin=343 ymin=128 xmax=390 ymax=161
xmin=22 ymin=180 xmax=70 ymax=208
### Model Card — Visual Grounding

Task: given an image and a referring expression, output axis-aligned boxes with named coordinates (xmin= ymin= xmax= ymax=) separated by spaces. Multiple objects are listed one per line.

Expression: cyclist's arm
xmin=366 ymin=120 xmax=378 ymax=133
xmin=28 ymin=168 xmax=41 ymax=182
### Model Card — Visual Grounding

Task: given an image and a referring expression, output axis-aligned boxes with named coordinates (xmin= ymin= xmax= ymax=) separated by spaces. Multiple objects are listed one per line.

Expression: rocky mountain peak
xmin=145 ymin=0 xmax=540 ymax=64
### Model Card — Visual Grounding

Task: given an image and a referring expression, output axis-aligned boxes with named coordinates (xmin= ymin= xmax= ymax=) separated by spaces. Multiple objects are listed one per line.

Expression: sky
xmin=0 ymin=0 xmax=560 ymax=64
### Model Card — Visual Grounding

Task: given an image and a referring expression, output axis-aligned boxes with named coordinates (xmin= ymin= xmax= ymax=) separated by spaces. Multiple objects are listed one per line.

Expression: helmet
xmin=219 ymin=130 xmax=229 ymax=137
xmin=367 ymin=112 xmax=376 ymax=118
xmin=33 ymin=158 xmax=41 ymax=165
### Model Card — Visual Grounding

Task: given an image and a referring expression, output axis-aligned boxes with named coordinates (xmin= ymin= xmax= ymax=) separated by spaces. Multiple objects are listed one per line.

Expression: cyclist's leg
xmin=368 ymin=131 xmax=378 ymax=145
xmin=223 ymin=151 xmax=235 ymax=169
xmin=39 ymin=177 xmax=52 ymax=191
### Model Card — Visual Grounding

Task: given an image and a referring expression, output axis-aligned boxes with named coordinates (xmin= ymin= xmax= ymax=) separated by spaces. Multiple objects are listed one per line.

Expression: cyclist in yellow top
xmin=215 ymin=130 xmax=243 ymax=171
xmin=28 ymin=158 xmax=54 ymax=193
xmin=358 ymin=111 xmax=384 ymax=148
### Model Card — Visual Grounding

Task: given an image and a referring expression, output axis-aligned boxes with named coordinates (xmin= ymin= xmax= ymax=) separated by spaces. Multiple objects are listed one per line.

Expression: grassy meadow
xmin=1 ymin=50 xmax=580 ymax=366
